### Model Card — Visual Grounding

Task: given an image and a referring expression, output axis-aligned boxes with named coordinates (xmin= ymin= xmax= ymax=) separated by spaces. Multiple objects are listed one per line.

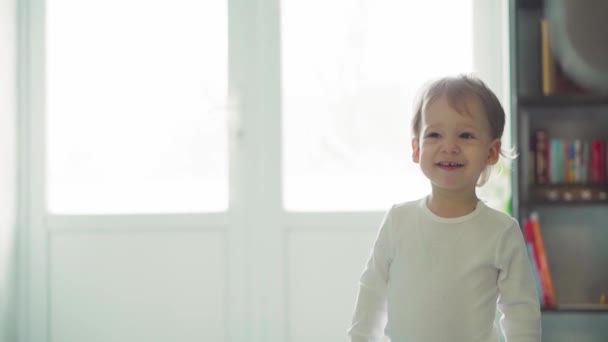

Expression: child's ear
xmin=486 ymin=139 xmax=502 ymax=165
xmin=411 ymin=138 xmax=420 ymax=163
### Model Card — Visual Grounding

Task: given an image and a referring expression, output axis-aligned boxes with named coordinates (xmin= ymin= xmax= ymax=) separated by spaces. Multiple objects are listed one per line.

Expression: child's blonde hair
xmin=411 ymin=74 xmax=514 ymax=186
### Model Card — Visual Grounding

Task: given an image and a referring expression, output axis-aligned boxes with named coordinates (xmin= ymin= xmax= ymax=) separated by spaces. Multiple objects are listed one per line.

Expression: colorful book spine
xmin=601 ymin=140 xmax=604 ymax=183
xmin=540 ymin=18 xmax=555 ymax=96
xmin=573 ymin=140 xmax=582 ymax=183
xmin=535 ymin=130 xmax=548 ymax=184
xmin=529 ymin=212 xmax=557 ymax=308
xmin=549 ymin=139 xmax=562 ymax=184
xmin=591 ymin=140 xmax=605 ymax=184
xmin=539 ymin=17 xmax=588 ymax=95
xmin=533 ymin=136 xmax=608 ymax=186
xmin=568 ymin=141 xmax=576 ymax=183
xmin=523 ymin=218 xmax=545 ymax=305
xmin=562 ymin=139 xmax=569 ymax=183
xmin=582 ymin=140 xmax=590 ymax=183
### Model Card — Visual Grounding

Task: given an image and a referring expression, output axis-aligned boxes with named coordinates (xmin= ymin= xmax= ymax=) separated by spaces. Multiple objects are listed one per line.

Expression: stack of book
xmin=530 ymin=129 xmax=608 ymax=202
xmin=532 ymin=129 xmax=607 ymax=185
xmin=522 ymin=212 xmax=557 ymax=309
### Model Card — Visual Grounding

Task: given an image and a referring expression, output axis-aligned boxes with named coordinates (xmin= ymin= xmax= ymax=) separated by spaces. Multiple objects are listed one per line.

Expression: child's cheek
xmin=422 ymin=141 xmax=437 ymax=150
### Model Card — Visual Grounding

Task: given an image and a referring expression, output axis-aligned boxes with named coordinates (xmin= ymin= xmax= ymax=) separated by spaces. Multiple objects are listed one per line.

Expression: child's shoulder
xmin=386 ymin=198 xmax=426 ymax=220
xmin=478 ymin=200 xmax=520 ymax=232
xmin=391 ymin=197 xmax=425 ymax=211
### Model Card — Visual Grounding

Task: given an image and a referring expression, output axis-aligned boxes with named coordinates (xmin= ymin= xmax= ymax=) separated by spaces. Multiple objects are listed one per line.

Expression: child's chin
xmin=432 ymin=180 xmax=470 ymax=192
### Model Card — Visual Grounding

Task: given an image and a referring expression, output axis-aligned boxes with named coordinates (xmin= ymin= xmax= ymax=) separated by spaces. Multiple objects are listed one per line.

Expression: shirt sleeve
xmin=348 ymin=206 xmax=394 ymax=342
xmin=496 ymin=220 xmax=542 ymax=342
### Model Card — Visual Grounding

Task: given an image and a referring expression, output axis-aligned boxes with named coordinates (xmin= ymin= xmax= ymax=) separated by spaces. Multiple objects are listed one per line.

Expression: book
xmin=534 ymin=130 xmax=549 ymax=184
xmin=528 ymin=212 xmax=557 ymax=308
xmin=540 ymin=18 xmax=556 ymax=96
xmin=573 ymin=140 xmax=582 ymax=183
xmin=600 ymin=141 xmax=604 ymax=182
xmin=523 ymin=218 xmax=545 ymax=305
xmin=591 ymin=140 xmax=606 ymax=184
xmin=562 ymin=139 xmax=569 ymax=184
xmin=549 ymin=139 xmax=560 ymax=184
xmin=568 ymin=140 xmax=576 ymax=183
xmin=540 ymin=17 xmax=589 ymax=96
xmin=582 ymin=140 xmax=590 ymax=184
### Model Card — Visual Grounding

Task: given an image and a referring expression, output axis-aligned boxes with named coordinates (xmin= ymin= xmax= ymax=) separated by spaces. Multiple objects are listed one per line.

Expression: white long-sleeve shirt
xmin=349 ymin=197 xmax=541 ymax=342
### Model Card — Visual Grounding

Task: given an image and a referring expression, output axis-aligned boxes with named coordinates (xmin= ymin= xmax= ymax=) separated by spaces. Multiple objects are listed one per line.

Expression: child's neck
xmin=426 ymin=190 xmax=479 ymax=218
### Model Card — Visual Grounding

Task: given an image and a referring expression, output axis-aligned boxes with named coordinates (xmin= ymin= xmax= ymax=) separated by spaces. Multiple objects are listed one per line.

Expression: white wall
xmin=0 ymin=0 xmax=17 ymax=341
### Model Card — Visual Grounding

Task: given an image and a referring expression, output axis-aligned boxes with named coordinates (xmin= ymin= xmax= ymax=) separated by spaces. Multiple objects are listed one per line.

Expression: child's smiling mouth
xmin=436 ymin=161 xmax=464 ymax=170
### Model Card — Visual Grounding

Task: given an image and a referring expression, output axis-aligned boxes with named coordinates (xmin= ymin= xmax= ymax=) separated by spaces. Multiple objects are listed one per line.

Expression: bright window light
xmin=282 ymin=0 xmax=473 ymax=211
xmin=46 ymin=0 xmax=228 ymax=214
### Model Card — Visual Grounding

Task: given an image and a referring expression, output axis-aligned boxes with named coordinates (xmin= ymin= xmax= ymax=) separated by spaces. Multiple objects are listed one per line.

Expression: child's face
xmin=411 ymin=94 xmax=501 ymax=193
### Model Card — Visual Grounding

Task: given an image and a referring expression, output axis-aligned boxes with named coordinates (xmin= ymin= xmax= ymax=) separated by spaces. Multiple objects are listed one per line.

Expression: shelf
xmin=527 ymin=184 xmax=608 ymax=204
xmin=516 ymin=0 xmax=542 ymax=9
xmin=519 ymin=95 xmax=608 ymax=107
xmin=522 ymin=200 xmax=608 ymax=207
xmin=542 ymin=304 xmax=608 ymax=313
xmin=512 ymin=0 xmax=608 ymax=323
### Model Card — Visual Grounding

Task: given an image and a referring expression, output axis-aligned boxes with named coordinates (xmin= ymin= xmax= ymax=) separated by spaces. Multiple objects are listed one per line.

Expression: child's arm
xmin=348 ymin=207 xmax=394 ymax=342
xmin=496 ymin=220 xmax=542 ymax=342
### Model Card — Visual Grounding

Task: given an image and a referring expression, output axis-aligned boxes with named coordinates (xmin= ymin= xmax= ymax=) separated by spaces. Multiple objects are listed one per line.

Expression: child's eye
xmin=460 ymin=132 xmax=475 ymax=139
xmin=426 ymin=132 xmax=440 ymax=138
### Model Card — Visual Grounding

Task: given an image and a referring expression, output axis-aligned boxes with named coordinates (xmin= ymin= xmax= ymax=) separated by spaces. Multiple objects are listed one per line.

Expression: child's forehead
xmin=421 ymin=94 xmax=491 ymax=132
xmin=423 ymin=93 xmax=486 ymax=122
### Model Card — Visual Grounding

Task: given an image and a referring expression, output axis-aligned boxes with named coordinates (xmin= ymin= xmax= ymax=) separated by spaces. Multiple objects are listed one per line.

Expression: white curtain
xmin=0 ymin=0 xmax=17 ymax=341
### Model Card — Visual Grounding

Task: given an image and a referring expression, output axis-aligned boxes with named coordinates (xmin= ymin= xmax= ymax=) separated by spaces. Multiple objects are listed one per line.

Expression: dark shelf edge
xmin=517 ymin=0 xmax=543 ymax=9
xmin=542 ymin=304 xmax=608 ymax=313
xmin=524 ymin=185 xmax=608 ymax=205
xmin=518 ymin=95 xmax=608 ymax=106
xmin=521 ymin=200 xmax=608 ymax=207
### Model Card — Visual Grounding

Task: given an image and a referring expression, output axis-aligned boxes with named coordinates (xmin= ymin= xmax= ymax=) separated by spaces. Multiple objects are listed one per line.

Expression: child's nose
xmin=441 ymin=139 xmax=460 ymax=154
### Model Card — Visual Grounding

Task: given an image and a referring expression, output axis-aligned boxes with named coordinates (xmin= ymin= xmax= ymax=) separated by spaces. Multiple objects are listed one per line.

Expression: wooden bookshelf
xmin=510 ymin=0 xmax=608 ymax=316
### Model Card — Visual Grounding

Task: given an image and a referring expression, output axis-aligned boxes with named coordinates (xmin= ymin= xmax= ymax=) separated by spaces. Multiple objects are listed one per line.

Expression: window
xmin=282 ymin=0 xmax=475 ymax=211
xmin=46 ymin=0 xmax=228 ymax=214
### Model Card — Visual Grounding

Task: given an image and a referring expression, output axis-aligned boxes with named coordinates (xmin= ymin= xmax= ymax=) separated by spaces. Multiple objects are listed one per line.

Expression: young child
xmin=348 ymin=75 xmax=541 ymax=342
